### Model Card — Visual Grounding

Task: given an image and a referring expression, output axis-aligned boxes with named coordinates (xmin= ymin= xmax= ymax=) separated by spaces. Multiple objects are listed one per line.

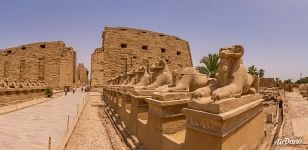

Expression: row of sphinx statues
xmin=106 ymin=45 xmax=259 ymax=101
xmin=0 ymin=78 xmax=46 ymax=89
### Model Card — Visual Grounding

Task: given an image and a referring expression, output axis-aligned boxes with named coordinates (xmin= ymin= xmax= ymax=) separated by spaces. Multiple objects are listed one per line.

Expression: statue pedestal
xmin=183 ymin=95 xmax=264 ymax=150
xmin=114 ymin=90 xmax=122 ymax=116
xmin=102 ymin=87 xmax=108 ymax=102
xmin=105 ymin=87 xmax=111 ymax=104
xmin=122 ymin=93 xmax=132 ymax=129
xmin=110 ymin=89 xmax=117 ymax=113
xmin=144 ymin=97 xmax=189 ymax=150
xmin=131 ymin=89 xmax=156 ymax=96
xmin=129 ymin=94 xmax=151 ymax=137
xmin=115 ymin=86 xmax=133 ymax=124
xmin=152 ymin=91 xmax=189 ymax=101
xmin=130 ymin=89 xmax=155 ymax=143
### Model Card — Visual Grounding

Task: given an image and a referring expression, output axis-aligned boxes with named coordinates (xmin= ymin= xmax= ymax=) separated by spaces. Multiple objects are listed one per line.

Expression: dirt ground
xmin=261 ymin=101 xmax=279 ymax=149
xmin=64 ymin=95 xmax=113 ymax=150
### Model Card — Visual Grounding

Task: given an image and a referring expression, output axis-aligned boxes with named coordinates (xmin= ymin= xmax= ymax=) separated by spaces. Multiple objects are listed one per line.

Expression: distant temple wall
xmin=76 ymin=63 xmax=89 ymax=86
xmin=91 ymin=27 xmax=193 ymax=87
xmin=0 ymin=41 xmax=76 ymax=89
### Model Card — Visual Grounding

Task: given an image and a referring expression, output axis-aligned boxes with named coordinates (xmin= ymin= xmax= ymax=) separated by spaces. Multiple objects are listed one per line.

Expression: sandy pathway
xmin=0 ymin=90 xmax=85 ymax=150
xmin=64 ymin=93 xmax=113 ymax=150
xmin=275 ymin=92 xmax=308 ymax=150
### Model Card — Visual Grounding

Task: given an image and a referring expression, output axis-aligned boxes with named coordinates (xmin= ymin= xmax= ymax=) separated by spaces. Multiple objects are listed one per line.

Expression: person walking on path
xmin=64 ymin=87 xmax=68 ymax=96
xmin=73 ymin=87 xmax=75 ymax=94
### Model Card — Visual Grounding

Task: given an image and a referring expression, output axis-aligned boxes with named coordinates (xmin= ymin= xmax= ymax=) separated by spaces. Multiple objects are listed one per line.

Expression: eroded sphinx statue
xmin=182 ymin=45 xmax=264 ymax=150
xmin=29 ymin=80 xmax=40 ymax=87
xmin=156 ymin=67 xmax=210 ymax=93
xmin=19 ymin=81 xmax=27 ymax=88
xmin=110 ymin=78 xmax=116 ymax=85
xmin=40 ymin=81 xmax=46 ymax=87
xmin=116 ymin=74 xmax=123 ymax=85
xmin=0 ymin=79 xmax=47 ymax=89
xmin=36 ymin=80 xmax=45 ymax=87
xmin=141 ymin=60 xmax=172 ymax=90
xmin=121 ymin=74 xmax=128 ymax=85
xmin=126 ymin=70 xmax=138 ymax=86
xmin=135 ymin=66 xmax=150 ymax=87
xmin=23 ymin=81 xmax=31 ymax=87
xmin=191 ymin=45 xmax=258 ymax=101
xmin=0 ymin=78 xmax=9 ymax=89
xmin=9 ymin=79 xmax=19 ymax=88
xmin=114 ymin=76 xmax=119 ymax=85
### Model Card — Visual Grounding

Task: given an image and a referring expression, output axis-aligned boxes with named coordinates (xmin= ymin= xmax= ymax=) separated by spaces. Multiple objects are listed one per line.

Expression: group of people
xmin=64 ymin=86 xmax=88 ymax=96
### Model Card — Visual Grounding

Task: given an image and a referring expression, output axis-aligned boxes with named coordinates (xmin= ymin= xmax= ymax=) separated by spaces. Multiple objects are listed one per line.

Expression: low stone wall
xmin=259 ymin=87 xmax=281 ymax=101
xmin=260 ymin=78 xmax=278 ymax=87
xmin=102 ymin=85 xmax=265 ymax=150
xmin=299 ymin=84 xmax=308 ymax=98
xmin=0 ymin=88 xmax=45 ymax=105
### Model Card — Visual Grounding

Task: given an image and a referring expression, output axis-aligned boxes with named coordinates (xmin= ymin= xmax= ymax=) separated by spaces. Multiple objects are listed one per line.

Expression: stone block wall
xmin=91 ymin=48 xmax=104 ymax=87
xmin=260 ymin=78 xmax=278 ymax=87
xmin=0 ymin=88 xmax=45 ymax=105
xmin=76 ymin=63 xmax=89 ymax=86
xmin=0 ymin=41 xmax=76 ymax=89
xmin=60 ymin=47 xmax=76 ymax=88
xmin=91 ymin=27 xmax=193 ymax=87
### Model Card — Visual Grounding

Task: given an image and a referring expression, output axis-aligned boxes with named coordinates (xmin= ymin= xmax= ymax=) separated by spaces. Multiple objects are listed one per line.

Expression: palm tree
xmin=258 ymin=69 xmax=265 ymax=77
xmin=196 ymin=53 xmax=219 ymax=78
xmin=248 ymin=65 xmax=258 ymax=76
xmin=275 ymin=77 xmax=281 ymax=87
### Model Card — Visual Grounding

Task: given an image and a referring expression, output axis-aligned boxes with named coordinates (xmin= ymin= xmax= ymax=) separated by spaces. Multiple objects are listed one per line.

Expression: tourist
xmin=64 ymin=87 xmax=67 ymax=96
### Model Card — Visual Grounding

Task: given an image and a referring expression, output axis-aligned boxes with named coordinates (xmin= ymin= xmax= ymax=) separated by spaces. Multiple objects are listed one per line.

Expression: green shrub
xmin=295 ymin=77 xmax=308 ymax=84
xmin=45 ymin=86 xmax=54 ymax=97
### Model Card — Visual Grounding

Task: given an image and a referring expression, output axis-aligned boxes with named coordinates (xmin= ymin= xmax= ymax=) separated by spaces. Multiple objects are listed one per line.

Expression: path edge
xmin=56 ymin=93 xmax=89 ymax=150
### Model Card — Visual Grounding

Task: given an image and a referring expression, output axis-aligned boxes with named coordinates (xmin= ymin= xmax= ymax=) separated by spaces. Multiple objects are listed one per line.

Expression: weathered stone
xmin=183 ymin=45 xmax=264 ymax=150
xmin=191 ymin=45 xmax=258 ymax=101
xmin=266 ymin=113 xmax=273 ymax=123
xmin=155 ymin=67 xmax=209 ymax=96
xmin=144 ymin=98 xmax=189 ymax=150
xmin=0 ymin=41 xmax=76 ymax=89
xmin=183 ymin=96 xmax=264 ymax=150
xmin=299 ymin=84 xmax=308 ymax=97
xmin=76 ymin=63 xmax=89 ymax=86
xmin=141 ymin=60 xmax=172 ymax=90
xmin=135 ymin=67 xmax=150 ymax=87
xmin=91 ymin=27 xmax=193 ymax=87
xmin=258 ymin=87 xmax=281 ymax=101
xmin=260 ymin=78 xmax=278 ymax=87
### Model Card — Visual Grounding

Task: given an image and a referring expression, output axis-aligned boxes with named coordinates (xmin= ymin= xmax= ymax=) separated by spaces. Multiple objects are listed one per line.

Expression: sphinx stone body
xmin=0 ymin=78 xmax=9 ymax=89
xmin=135 ymin=67 xmax=150 ymax=87
xmin=116 ymin=74 xmax=124 ymax=85
xmin=157 ymin=67 xmax=209 ymax=93
xmin=191 ymin=45 xmax=257 ymax=101
xmin=183 ymin=45 xmax=264 ymax=150
xmin=121 ymin=74 xmax=128 ymax=85
xmin=0 ymin=79 xmax=46 ymax=89
xmin=141 ymin=60 xmax=172 ymax=90
xmin=8 ymin=80 xmax=19 ymax=88
xmin=126 ymin=71 xmax=138 ymax=86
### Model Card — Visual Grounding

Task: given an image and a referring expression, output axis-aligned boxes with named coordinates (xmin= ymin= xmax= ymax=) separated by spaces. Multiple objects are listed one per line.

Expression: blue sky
xmin=0 ymin=0 xmax=307 ymax=81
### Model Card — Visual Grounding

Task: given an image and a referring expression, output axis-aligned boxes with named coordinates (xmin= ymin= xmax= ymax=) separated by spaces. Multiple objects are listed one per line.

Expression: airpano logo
xmin=274 ymin=137 xmax=303 ymax=146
